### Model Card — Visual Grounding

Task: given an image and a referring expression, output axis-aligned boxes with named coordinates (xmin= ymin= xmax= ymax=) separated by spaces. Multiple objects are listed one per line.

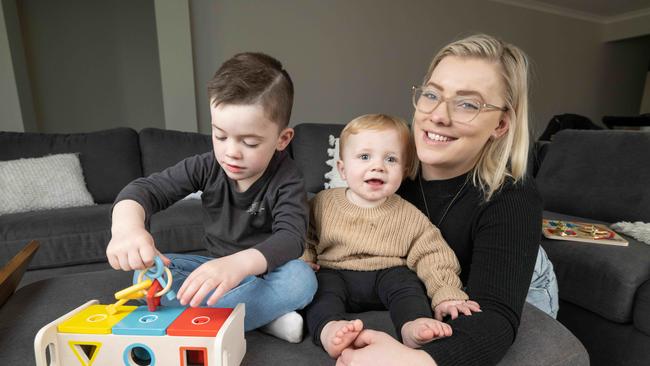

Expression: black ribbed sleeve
xmin=397 ymin=174 xmax=542 ymax=366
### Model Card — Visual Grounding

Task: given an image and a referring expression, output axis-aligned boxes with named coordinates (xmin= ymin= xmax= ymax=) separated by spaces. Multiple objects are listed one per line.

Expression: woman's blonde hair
xmin=339 ymin=114 xmax=418 ymax=180
xmin=422 ymin=34 xmax=530 ymax=201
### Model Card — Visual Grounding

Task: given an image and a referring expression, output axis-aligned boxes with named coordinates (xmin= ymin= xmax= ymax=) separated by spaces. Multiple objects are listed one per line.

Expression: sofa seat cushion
xmin=541 ymin=211 xmax=650 ymax=324
xmin=0 ymin=128 xmax=142 ymax=204
xmin=139 ymin=128 xmax=212 ymax=176
xmin=0 ymin=204 xmax=112 ymax=270
xmin=149 ymin=199 xmax=206 ymax=254
xmin=0 ymin=269 xmax=587 ymax=366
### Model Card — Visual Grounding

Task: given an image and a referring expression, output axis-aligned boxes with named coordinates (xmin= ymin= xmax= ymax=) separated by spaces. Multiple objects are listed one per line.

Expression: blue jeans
xmin=134 ymin=254 xmax=317 ymax=331
xmin=526 ymin=246 xmax=559 ymax=318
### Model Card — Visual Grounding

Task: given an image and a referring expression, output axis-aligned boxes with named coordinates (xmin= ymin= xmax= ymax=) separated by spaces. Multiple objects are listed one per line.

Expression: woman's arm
xmin=419 ymin=182 xmax=542 ymax=366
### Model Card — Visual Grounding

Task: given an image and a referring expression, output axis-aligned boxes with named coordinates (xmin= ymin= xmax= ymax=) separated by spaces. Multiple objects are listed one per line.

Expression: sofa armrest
xmin=635 ymin=280 xmax=650 ymax=336
xmin=541 ymin=211 xmax=650 ymax=324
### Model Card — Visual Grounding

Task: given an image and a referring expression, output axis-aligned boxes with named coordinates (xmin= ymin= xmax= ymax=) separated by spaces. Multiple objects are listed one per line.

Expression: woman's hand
xmin=336 ymin=329 xmax=437 ymax=366
xmin=434 ymin=300 xmax=481 ymax=321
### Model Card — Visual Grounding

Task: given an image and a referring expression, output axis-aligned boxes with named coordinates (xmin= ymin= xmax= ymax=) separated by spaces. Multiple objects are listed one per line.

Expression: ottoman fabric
xmin=0 ymin=270 xmax=587 ymax=366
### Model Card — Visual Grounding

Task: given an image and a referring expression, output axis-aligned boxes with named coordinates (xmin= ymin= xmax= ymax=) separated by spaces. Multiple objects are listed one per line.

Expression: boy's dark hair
xmin=207 ymin=52 xmax=294 ymax=128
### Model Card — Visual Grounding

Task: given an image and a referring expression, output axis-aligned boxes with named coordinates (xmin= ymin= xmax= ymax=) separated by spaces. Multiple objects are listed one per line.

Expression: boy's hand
xmin=107 ymin=199 xmax=171 ymax=271
xmin=434 ymin=300 xmax=481 ymax=321
xmin=106 ymin=227 xmax=170 ymax=271
xmin=177 ymin=249 xmax=266 ymax=307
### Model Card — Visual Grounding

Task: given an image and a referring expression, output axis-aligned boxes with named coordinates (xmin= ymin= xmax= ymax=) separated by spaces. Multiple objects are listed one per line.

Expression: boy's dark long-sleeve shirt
xmin=114 ymin=150 xmax=308 ymax=272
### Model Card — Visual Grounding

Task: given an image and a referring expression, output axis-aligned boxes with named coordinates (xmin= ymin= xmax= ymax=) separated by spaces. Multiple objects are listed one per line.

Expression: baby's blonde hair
xmin=339 ymin=114 xmax=418 ymax=180
xmin=423 ymin=34 xmax=531 ymax=200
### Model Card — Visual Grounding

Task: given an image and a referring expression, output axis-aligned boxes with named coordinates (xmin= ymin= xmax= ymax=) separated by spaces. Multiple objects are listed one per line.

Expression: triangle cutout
xmin=68 ymin=341 xmax=102 ymax=366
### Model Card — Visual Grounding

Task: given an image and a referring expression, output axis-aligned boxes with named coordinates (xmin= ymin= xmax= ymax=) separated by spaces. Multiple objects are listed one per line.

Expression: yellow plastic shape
xmin=115 ymin=279 xmax=152 ymax=300
xmin=68 ymin=340 xmax=102 ymax=366
xmin=106 ymin=279 xmax=153 ymax=315
xmin=58 ymin=304 xmax=136 ymax=334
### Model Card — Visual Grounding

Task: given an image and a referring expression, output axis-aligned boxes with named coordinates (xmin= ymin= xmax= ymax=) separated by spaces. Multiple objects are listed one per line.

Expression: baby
xmin=302 ymin=114 xmax=480 ymax=357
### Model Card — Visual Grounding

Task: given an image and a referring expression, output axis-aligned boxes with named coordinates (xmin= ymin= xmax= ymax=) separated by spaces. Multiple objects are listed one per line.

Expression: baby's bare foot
xmin=320 ymin=319 xmax=364 ymax=358
xmin=401 ymin=317 xmax=452 ymax=348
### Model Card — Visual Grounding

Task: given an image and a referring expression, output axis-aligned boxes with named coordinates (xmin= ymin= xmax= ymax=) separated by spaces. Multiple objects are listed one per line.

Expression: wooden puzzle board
xmin=542 ymin=219 xmax=628 ymax=246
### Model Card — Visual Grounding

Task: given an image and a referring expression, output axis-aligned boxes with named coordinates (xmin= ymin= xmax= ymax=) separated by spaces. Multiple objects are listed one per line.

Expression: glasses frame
xmin=411 ymin=86 xmax=508 ymax=124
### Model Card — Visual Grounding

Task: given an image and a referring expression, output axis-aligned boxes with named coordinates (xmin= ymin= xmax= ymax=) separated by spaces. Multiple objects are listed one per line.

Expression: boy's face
xmin=337 ymin=128 xmax=405 ymax=207
xmin=210 ymin=103 xmax=293 ymax=192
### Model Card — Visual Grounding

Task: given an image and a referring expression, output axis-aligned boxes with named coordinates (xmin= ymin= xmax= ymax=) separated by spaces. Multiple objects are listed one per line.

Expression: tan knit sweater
xmin=302 ymin=188 xmax=468 ymax=308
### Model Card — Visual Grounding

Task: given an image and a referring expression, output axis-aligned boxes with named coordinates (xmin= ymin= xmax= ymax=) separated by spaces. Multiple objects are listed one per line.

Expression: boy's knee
xmin=277 ymin=260 xmax=318 ymax=308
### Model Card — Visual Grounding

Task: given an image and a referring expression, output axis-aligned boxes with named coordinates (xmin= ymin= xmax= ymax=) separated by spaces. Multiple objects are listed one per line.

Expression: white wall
xmin=189 ymin=0 xmax=649 ymax=137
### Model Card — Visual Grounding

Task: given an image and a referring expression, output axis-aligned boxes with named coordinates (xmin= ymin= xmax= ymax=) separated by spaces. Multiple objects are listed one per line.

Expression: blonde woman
xmin=337 ymin=34 xmax=554 ymax=366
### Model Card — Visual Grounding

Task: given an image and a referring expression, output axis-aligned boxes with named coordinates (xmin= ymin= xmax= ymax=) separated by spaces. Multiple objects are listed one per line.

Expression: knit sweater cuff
xmin=431 ymin=286 xmax=469 ymax=309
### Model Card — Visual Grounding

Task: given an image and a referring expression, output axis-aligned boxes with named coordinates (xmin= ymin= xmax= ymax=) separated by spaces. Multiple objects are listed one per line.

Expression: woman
xmin=337 ymin=34 xmax=544 ymax=366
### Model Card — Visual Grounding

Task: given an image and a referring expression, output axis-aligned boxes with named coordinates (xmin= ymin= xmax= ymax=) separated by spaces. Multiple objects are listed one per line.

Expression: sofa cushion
xmin=0 ymin=128 xmax=142 ymax=204
xmin=0 ymin=200 xmax=206 ymax=274
xmin=541 ymin=211 xmax=650 ymax=323
xmin=0 ymin=204 xmax=112 ymax=270
xmin=139 ymin=128 xmax=212 ymax=176
xmin=149 ymin=199 xmax=206 ymax=254
xmin=291 ymin=123 xmax=345 ymax=194
xmin=536 ymin=130 xmax=650 ymax=223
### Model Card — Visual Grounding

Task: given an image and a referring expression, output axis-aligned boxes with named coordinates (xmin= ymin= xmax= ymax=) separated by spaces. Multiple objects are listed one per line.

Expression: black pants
xmin=305 ymin=266 xmax=432 ymax=345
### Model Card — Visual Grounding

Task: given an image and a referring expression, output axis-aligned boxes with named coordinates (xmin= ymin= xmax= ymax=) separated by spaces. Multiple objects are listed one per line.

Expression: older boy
xmin=302 ymin=114 xmax=480 ymax=357
xmin=107 ymin=52 xmax=316 ymax=343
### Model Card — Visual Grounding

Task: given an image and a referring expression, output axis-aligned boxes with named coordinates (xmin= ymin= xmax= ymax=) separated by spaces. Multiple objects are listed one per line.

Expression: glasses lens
xmin=451 ymin=98 xmax=481 ymax=123
xmin=413 ymin=88 xmax=439 ymax=113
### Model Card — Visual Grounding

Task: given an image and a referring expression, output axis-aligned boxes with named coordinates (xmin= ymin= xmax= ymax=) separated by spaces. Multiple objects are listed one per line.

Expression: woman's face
xmin=413 ymin=56 xmax=509 ymax=180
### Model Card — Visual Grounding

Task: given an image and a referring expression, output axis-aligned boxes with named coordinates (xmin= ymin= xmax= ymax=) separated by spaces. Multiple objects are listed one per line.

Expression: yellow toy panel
xmin=58 ymin=304 xmax=137 ymax=334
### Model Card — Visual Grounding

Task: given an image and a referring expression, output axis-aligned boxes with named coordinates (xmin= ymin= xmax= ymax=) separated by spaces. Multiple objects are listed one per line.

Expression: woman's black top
xmin=397 ymin=173 xmax=542 ymax=366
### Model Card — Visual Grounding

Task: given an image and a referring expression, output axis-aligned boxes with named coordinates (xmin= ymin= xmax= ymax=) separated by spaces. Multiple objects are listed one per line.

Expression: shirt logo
xmin=247 ymin=201 xmax=265 ymax=215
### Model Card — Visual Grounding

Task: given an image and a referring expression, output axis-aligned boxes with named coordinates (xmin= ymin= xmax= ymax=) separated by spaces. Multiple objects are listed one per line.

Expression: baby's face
xmin=338 ymin=129 xmax=405 ymax=207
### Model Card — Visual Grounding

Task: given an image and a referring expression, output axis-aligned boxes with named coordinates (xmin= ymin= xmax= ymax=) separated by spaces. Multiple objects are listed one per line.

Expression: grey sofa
xmin=0 ymin=125 xmax=590 ymax=365
xmin=0 ymin=127 xmax=212 ymax=285
xmin=532 ymin=130 xmax=650 ymax=366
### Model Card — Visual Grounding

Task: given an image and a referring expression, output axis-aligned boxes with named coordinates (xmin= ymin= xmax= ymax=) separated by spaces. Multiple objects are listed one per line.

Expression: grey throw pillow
xmin=0 ymin=153 xmax=95 ymax=215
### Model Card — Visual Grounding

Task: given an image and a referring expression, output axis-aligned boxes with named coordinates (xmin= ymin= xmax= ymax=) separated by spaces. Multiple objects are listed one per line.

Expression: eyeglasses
xmin=412 ymin=86 xmax=508 ymax=124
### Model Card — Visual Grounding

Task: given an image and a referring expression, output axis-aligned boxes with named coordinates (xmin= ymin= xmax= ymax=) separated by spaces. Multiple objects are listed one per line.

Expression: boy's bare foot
xmin=401 ymin=317 xmax=452 ymax=348
xmin=320 ymin=319 xmax=364 ymax=358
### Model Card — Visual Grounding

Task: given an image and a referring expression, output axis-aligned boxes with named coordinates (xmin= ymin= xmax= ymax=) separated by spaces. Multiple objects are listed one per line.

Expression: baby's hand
xmin=434 ymin=300 xmax=481 ymax=321
xmin=176 ymin=255 xmax=249 ymax=307
xmin=303 ymin=260 xmax=320 ymax=271
xmin=106 ymin=227 xmax=169 ymax=271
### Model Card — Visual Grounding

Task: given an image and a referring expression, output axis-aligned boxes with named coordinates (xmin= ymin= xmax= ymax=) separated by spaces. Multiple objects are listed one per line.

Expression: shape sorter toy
xmin=34 ymin=258 xmax=246 ymax=366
